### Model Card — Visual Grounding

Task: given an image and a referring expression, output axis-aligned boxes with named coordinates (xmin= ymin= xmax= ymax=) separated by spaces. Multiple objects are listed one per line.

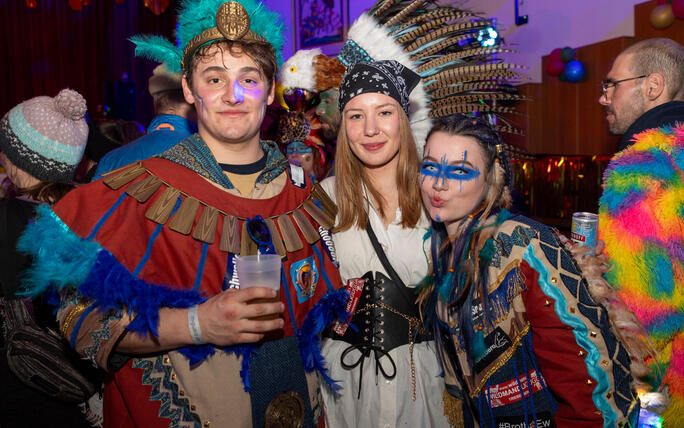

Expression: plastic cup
xmin=236 ymin=254 xmax=282 ymax=321
xmin=236 ymin=254 xmax=282 ymax=290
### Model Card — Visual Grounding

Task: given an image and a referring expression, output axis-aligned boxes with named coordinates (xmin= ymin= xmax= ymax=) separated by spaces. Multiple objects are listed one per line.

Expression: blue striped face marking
xmin=421 ymin=150 xmax=481 ymax=191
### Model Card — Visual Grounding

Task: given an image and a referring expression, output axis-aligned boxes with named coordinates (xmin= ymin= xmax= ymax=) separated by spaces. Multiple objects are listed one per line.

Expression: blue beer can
xmin=571 ymin=212 xmax=598 ymax=254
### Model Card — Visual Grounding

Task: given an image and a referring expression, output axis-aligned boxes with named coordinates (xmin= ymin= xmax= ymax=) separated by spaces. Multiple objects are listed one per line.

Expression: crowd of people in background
xmin=0 ymin=1 xmax=682 ymax=428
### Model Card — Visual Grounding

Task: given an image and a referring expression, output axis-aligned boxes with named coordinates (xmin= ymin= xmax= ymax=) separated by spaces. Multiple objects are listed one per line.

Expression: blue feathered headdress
xmin=130 ymin=0 xmax=284 ymax=72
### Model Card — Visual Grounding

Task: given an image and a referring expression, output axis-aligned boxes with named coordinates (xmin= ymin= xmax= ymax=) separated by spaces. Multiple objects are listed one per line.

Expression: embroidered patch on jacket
xmin=474 ymin=327 xmax=513 ymax=373
xmin=496 ymin=411 xmax=556 ymax=428
xmin=487 ymin=264 xmax=526 ymax=322
xmin=486 ymin=369 xmax=547 ymax=408
xmin=290 ymin=256 xmax=319 ymax=303
xmin=495 ymin=225 xmax=539 ymax=260
xmin=511 ymin=225 xmax=537 ymax=247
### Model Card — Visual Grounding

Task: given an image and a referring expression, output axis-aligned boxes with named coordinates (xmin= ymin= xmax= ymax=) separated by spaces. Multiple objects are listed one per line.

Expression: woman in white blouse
xmin=319 ymin=60 xmax=449 ymax=427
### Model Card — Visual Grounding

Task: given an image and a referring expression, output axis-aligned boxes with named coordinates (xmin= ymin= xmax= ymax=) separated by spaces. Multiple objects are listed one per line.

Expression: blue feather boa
xmin=82 ymin=250 xmax=207 ymax=336
xmin=296 ymin=288 xmax=350 ymax=391
xmin=17 ymin=205 xmax=101 ymax=296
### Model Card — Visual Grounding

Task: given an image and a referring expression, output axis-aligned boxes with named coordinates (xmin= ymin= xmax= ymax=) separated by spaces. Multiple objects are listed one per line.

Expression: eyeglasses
xmin=600 ymin=74 xmax=648 ymax=97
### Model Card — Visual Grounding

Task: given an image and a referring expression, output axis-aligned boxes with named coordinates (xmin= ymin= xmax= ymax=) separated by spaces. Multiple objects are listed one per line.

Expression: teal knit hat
xmin=130 ymin=0 xmax=284 ymax=73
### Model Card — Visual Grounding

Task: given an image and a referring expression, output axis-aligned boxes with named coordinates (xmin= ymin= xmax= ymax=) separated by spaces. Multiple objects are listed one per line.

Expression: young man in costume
xmin=18 ymin=1 xmax=346 ymax=427
xmin=598 ymin=38 xmax=684 ymax=426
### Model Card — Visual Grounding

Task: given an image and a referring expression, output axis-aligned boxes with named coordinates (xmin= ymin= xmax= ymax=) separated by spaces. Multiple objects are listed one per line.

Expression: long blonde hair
xmin=334 ymin=108 xmax=422 ymax=231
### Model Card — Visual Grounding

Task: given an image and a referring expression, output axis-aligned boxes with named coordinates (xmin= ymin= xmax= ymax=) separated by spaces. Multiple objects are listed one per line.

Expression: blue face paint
xmin=232 ymin=80 xmax=245 ymax=103
xmin=194 ymin=92 xmax=206 ymax=113
xmin=420 ymin=150 xmax=480 ymax=191
xmin=286 ymin=141 xmax=313 ymax=155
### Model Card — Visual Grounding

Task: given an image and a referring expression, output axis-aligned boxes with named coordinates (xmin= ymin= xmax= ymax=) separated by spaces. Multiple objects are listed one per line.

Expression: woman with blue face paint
xmin=418 ymin=114 xmax=641 ymax=427
xmin=319 ymin=60 xmax=450 ymax=427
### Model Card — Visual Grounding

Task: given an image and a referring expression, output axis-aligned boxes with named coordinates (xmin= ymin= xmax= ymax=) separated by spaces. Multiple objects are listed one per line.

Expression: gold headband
xmin=182 ymin=1 xmax=268 ymax=70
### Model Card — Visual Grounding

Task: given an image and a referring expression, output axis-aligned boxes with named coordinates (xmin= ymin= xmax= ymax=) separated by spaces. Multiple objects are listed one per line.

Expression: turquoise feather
xmin=479 ymin=238 xmax=496 ymax=267
xmin=471 ymin=329 xmax=487 ymax=363
xmin=129 ymin=35 xmax=183 ymax=73
xmin=16 ymin=205 xmax=102 ymax=296
xmin=130 ymin=0 xmax=286 ymax=71
xmin=176 ymin=0 xmax=285 ymax=66
xmin=437 ymin=271 xmax=454 ymax=301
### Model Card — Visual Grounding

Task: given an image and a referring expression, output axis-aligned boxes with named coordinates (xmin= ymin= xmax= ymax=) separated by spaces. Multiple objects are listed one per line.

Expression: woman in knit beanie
xmin=0 ymin=89 xmax=95 ymax=428
xmin=0 ymin=88 xmax=88 ymax=202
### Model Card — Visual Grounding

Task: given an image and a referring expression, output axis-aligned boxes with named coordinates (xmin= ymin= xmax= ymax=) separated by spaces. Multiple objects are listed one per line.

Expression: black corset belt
xmin=325 ymin=271 xmax=431 ymax=399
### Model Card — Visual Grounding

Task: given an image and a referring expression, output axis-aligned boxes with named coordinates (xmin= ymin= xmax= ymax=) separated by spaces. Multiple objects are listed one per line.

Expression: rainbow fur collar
xmin=599 ymin=124 xmax=684 ymax=426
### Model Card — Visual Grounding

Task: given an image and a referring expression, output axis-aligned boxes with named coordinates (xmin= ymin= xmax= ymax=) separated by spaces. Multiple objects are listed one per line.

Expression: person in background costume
xmin=419 ymin=115 xmax=640 ymax=427
xmin=315 ymin=87 xmax=341 ymax=142
xmin=0 ymin=89 xmax=93 ymax=427
xmin=279 ymin=48 xmax=345 ymax=177
xmin=17 ymin=1 xmax=346 ymax=427
xmin=279 ymin=112 xmax=330 ymax=182
xmin=93 ymin=63 xmax=197 ymax=179
xmin=319 ymin=60 xmax=450 ymax=428
xmin=598 ymin=38 xmax=684 ymax=427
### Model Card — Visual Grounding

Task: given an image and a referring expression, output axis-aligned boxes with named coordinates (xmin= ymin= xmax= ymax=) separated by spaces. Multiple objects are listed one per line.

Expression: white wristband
xmin=187 ymin=305 xmax=206 ymax=345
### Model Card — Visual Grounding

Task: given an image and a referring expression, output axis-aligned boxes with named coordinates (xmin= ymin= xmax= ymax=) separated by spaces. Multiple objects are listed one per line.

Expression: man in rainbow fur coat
xmin=599 ymin=38 xmax=684 ymax=427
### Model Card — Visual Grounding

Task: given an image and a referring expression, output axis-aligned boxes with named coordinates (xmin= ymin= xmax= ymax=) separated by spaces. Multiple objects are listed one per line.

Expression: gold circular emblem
xmin=216 ymin=1 xmax=251 ymax=41
xmin=264 ymin=391 xmax=305 ymax=428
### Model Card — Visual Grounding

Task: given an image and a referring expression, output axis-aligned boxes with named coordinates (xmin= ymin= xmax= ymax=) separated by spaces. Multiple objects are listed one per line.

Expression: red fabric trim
xmin=103 ymin=363 xmax=160 ymax=428
xmin=519 ymin=260 xmax=604 ymax=427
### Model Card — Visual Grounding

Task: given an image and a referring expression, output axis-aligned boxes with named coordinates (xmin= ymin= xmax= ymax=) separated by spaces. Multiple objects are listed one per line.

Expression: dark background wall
xmin=1 ymin=0 xmax=177 ymax=125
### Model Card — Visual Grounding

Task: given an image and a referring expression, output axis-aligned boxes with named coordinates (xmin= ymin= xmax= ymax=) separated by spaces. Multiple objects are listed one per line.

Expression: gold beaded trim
xmin=61 ymin=301 xmax=91 ymax=339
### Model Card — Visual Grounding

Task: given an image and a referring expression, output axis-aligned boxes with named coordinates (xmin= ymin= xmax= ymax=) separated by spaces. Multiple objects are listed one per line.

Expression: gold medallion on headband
xmin=216 ymin=2 xmax=250 ymax=41
xmin=182 ymin=1 xmax=268 ymax=70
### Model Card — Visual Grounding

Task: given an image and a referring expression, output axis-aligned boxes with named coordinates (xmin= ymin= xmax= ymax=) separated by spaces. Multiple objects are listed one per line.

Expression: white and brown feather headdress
xmin=280 ymin=0 xmax=525 ymax=155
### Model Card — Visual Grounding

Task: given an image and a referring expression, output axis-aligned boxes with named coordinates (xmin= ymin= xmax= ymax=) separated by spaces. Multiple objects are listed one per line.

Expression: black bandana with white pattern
xmin=338 ymin=60 xmax=420 ymax=116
